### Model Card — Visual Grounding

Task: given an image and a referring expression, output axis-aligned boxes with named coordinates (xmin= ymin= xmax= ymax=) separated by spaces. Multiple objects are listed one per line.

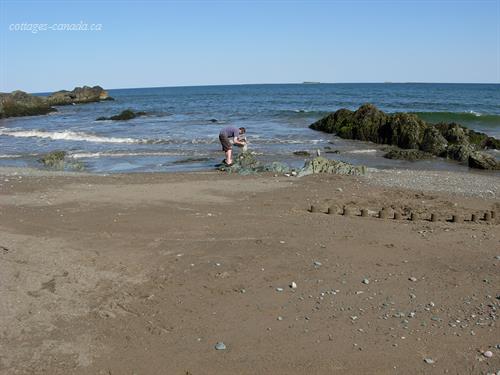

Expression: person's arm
xmin=233 ymin=138 xmax=245 ymax=146
xmin=233 ymin=131 xmax=246 ymax=145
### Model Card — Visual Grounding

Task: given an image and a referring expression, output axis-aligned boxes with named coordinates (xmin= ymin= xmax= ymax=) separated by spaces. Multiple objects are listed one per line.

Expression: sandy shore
xmin=0 ymin=168 xmax=499 ymax=374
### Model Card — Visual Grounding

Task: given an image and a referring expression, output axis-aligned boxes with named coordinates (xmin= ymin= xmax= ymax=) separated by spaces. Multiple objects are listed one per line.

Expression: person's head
xmin=239 ymin=127 xmax=246 ymax=135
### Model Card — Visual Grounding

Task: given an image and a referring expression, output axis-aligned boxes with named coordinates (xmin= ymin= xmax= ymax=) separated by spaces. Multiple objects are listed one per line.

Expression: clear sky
xmin=0 ymin=0 xmax=499 ymax=92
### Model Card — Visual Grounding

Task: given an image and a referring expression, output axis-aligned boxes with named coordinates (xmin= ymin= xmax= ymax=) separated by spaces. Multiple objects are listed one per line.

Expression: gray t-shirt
xmin=219 ymin=126 xmax=239 ymax=139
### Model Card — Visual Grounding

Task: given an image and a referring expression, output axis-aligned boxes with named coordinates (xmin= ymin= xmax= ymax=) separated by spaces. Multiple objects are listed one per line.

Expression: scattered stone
xmin=276 ymin=287 xmax=284 ymax=292
xmin=277 ymin=316 xmax=283 ymax=321
xmin=313 ymin=261 xmax=322 ymax=267
xmin=215 ymin=342 xmax=226 ymax=350
xmin=483 ymin=350 xmax=493 ymax=358
xmin=362 ymin=279 xmax=370 ymax=285
xmin=290 ymin=282 xmax=297 ymax=289
xmin=409 ymin=277 xmax=418 ymax=282
xmin=384 ymin=148 xmax=433 ymax=161
xmin=423 ymin=358 xmax=435 ymax=364
xmin=96 ymin=109 xmax=146 ymax=121
xmin=293 ymin=151 xmax=311 ymax=157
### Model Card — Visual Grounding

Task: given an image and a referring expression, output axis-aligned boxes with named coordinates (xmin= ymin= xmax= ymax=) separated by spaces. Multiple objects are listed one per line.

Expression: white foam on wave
xmin=0 ymin=154 xmax=22 ymax=158
xmin=70 ymin=151 xmax=195 ymax=159
xmin=468 ymin=110 xmax=482 ymax=117
xmin=0 ymin=128 xmax=140 ymax=144
xmin=346 ymin=149 xmax=378 ymax=154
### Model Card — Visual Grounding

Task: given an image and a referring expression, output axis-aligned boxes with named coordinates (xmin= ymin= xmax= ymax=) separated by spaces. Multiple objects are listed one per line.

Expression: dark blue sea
xmin=0 ymin=83 xmax=499 ymax=173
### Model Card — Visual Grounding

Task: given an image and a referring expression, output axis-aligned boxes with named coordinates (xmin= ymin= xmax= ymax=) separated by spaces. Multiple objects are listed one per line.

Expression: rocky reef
xmin=0 ymin=85 xmax=113 ymax=119
xmin=310 ymin=104 xmax=500 ymax=170
xmin=96 ymin=109 xmax=146 ymax=121
xmin=0 ymin=91 xmax=56 ymax=118
xmin=218 ymin=152 xmax=365 ymax=177
xmin=46 ymin=85 xmax=113 ymax=106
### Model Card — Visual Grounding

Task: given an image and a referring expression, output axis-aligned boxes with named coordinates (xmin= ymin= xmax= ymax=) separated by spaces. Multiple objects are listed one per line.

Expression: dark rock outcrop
xmin=0 ymin=85 xmax=113 ymax=119
xmin=293 ymin=151 xmax=311 ymax=157
xmin=310 ymin=104 xmax=500 ymax=170
xmin=96 ymin=109 xmax=146 ymax=121
xmin=0 ymin=91 xmax=56 ymax=118
xmin=47 ymin=85 xmax=113 ymax=105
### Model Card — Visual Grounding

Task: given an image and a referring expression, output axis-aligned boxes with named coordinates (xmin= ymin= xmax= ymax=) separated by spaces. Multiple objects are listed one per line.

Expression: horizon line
xmin=22 ymin=80 xmax=500 ymax=94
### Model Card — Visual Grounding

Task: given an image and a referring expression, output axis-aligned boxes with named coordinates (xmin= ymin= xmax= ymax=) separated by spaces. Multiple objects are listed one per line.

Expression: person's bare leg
xmin=226 ymin=149 xmax=233 ymax=164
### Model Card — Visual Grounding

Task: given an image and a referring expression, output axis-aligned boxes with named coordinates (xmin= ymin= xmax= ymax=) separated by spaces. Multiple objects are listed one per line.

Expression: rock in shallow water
xmin=468 ymin=152 xmax=500 ymax=170
xmin=383 ymin=148 xmax=433 ymax=161
xmin=309 ymin=103 xmax=500 ymax=169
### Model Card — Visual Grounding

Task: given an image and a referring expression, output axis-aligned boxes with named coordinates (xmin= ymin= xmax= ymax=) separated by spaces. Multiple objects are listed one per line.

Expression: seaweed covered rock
xmin=349 ymin=104 xmax=388 ymax=142
xmin=262 ymin=162 xmax=291 ymax=174
xmin=421 ymin=126 xmax=448 ymax=155
xmin=47 ymin=85 xmax=113 ymax=105
xmin=218 ymin=153 xmax=364 ymax=177
xmin=0 ymin=91 xmax=56 ymax=118
xmin=297 ymin=157 xmax=366 ymax=177
xmin=445 ymin=143 xmax=475 ymax=162
xmin=38 ymin=150 xmax=84 ymax=170
xmin=310 ymin=104 xmax=500 ymax=169
xmin=96 ymin=109 xmax=146 ymax=121
xmin=383 ymin=149 xmax=433 ymax=161
xmin=0 ymin=85 xmax=113 ymax=118
xmin=38 ymin=151 xmax=67 ymax=169
xmin=310 ymin=104 xmax=387 ymax=143
xmin=218 ymin=152 xmax=261 ymax=174
xmin=381 ymin=113 xmax=427 ymax=149
xmin=468 ymin=152 xmax=500 ymax=170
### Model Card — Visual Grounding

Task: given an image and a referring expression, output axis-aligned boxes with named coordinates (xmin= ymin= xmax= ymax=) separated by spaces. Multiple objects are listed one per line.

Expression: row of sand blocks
xmin=308 ymin=205 xmax=497 ymax=223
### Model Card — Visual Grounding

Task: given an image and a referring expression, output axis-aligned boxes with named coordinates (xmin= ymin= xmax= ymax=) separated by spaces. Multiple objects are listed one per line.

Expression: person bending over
xmin=218 ymin=126 xmax=246 ymax=166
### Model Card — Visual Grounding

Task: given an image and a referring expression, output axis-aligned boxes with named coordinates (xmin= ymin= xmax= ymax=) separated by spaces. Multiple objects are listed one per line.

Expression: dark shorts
xmin=219 ymin=134 xmax=232 ymax=151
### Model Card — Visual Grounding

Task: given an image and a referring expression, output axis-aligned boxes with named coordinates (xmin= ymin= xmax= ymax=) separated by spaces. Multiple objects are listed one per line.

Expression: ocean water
xmin=0 ymin=83 xmax=499 ymax=173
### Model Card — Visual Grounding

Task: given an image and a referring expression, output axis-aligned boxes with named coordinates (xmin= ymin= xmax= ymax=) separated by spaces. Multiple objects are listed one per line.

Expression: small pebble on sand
xmin=290 ymin=282 xmax=297 ymax=289
xmin=424 ymin=358 xmax=435 ymax=364
xmin=276 ymin=287 xmax=284 ymax=292
xmin=215 ymin=342 xmax=226 ymax=350
xmin=483 ymin=350 xmax=493 ymax=358
xmin=409 ymin=277 xmax=417 ymax=282
xmin=362 ymin=279 xmax=370 ymax=285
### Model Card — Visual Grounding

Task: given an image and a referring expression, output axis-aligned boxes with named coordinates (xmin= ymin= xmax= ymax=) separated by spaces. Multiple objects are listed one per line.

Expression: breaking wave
xmin=0 ymin=128 xmax=140 ymax=144
xmin=411 ymin=111 xmax=500 ymax=127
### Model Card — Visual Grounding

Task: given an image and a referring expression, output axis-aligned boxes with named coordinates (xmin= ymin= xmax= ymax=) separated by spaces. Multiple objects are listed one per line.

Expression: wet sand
xmin=0 ymin=168 xmax=499 ymax=374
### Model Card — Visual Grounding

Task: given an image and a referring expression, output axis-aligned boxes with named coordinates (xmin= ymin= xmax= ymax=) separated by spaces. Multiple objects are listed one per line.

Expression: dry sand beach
xmin=0 ymin=167 xmax=499 ymax=374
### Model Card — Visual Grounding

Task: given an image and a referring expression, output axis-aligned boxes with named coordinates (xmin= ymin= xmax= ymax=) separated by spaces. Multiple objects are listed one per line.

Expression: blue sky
xmin=0 ymin=0 xmax=499 ymax=92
